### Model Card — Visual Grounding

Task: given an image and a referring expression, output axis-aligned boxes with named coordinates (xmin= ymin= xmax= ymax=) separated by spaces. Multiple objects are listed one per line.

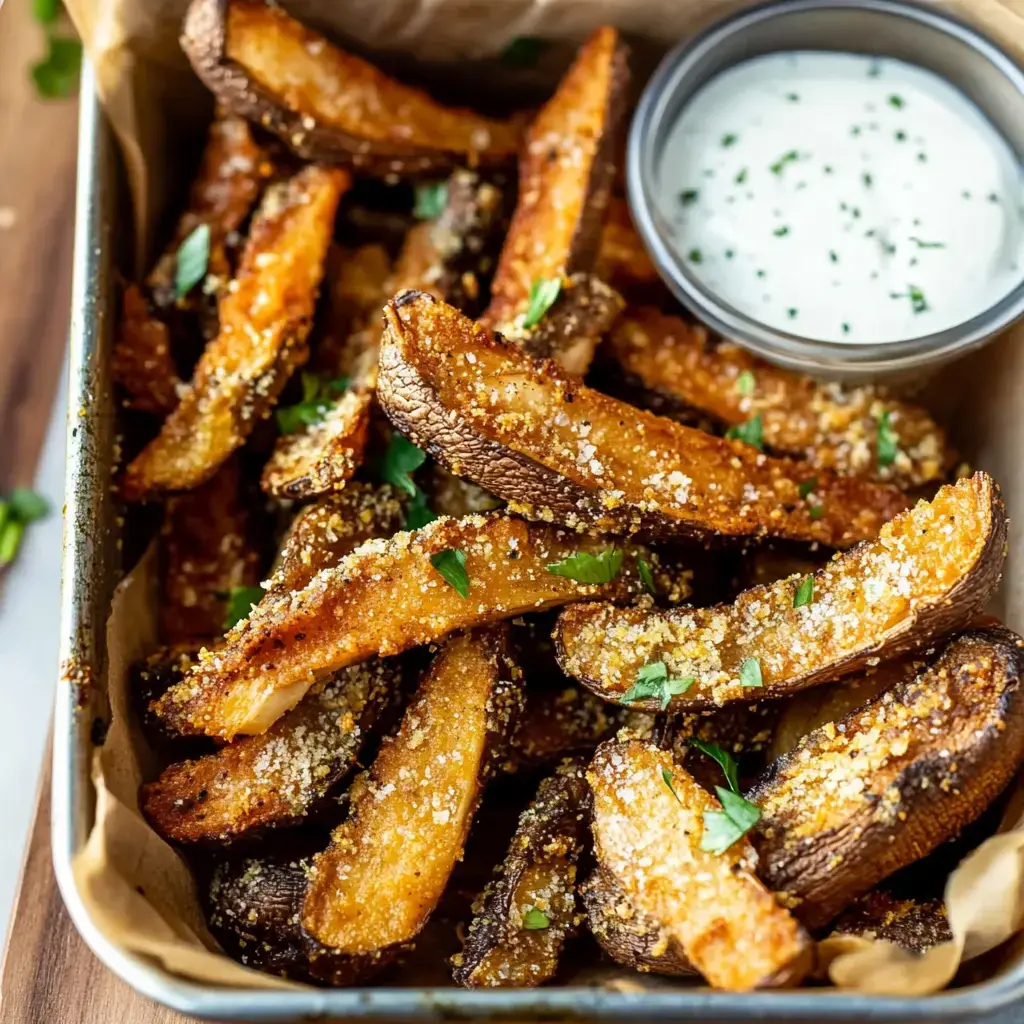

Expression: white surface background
xmin=0 ymin=377 xmax=66 ymax=936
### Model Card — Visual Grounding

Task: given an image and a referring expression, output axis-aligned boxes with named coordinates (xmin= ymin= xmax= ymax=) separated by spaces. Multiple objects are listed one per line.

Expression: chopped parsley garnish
xmin=850 ymin=125 xmax=862 ymax=137
xmin=275 ymin=373 xmax=349 ymax=434
xmin=522 ymin=277 xmax=561 ymax=329
xmin=546 ymin=548 xmax=623 ymax=585
xmin=636 ymin=554 xmax=658 ymax=596
xmin=690 ymin=739 xmax=740 ymax=794
xmin=756 ymin=269 xmax=766 ymax=279
xmin=701 ymin=788 xmax=762 ymax=854
xmin=895 ymin=130 xmax=907 ymax=142
xmin=735 ymin=168 xmax=748 ymax=185
xmin=622 ymin=661 xmax=696 ymax=710
xmin=877 ymin=410 xmax=900 ymax=469
xmin=223 ymin=586 xmax=264 ymax=631
xmin=721 ymin=133 xmax=738 ymax=147
xmin=0 ymin=488 xmax=49 ymax=569
xmin=888 ymin=94 xmax=905 ymax=109
xmin=809 ymin=504 xmax=824 ymax=519
xmin=404 ymin=491 xmax=438 ymax=531
xmin=829 ymin=250 xmax=838 ymax=263
xmin=787 ymin=308 xmax=798 ymax=319
xmin=174 ymin=223 xmax=210 ymax=299
xmin=688 ymin=248 xmax=703 ymax=263
xmin=662 ymin=768 xmax=684 ymax=806
xmin=824 ymin=164 xmax=834 ymax=175
xmin=770 ymin=150 xmax=799 ymax=176
xmin=736 ymin=369 xmax=756 ymax=396
xmin=380 ymin=433 xmax=427 ymax=497
xmin=841 ymin=322 xmax=851 ymax=335
xmin=679 ymin=188 xmax=700 ymax=206
xmin=910 ymin=237 xmax=945 ymax=249
xmin=725 ymin=248 xmax=735 ymax=260
xmin=988 ymin=192 xmax=1001 ymax=204
xmin=499 ymin=36 xmax=548 ymax=68
xmin=413 ymin=182 xmax=449 ymax=220
xmin=430 ymin=548 xmax=469 ymax=597
xmin=909 ymin=285 xmax=928 ymax=313
xmin=773 ymin=225 xmax=790 ymax=237
xmin=917 ymin=152 xmax=928 ymax=163
xmin=739 ymin=656 xmax=762 ymax=689
xmin=725 ymin=413 xmax=763 ymax=451
xmin=793 ymin=575 xmax=815 ymax=608
xmin=521 ymin=907 xmax=550 ymax=930
xmin=798 ymin=476 xmax=818 ymax=499
xmin=868 ymin=59 xmax=882 ymax=78
xmin=786 ymin=92 xmax=800 ymax=102
xmin=862 ymin=172 xmax=873 ymax=188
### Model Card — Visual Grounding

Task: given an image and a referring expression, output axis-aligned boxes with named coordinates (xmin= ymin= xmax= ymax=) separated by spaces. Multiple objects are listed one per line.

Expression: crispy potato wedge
xmin=378 ymin=292 xmax=909 ymax=547
xmin=148 ymin=114 xmax=269 ymax=311
xmin=182 ymin=0 xmax=521 ymax=176
xmin=580 ymin=867 xmax=695 ymax=977
xmin=749 ymin=625 xmax=1024 ymax=929
xmin=302 ymin=626 xmax=523 ymax=952
xmin=159 ymin=458 xmax=262 ymax=644
xmin=113 ymin=284 xmax=182 ymax=415
xmin=142 ymin=657 xmax=397 ymax=844
xmin=123 ymin=164 xmax=348 ymax=500
xmin=827 ymin=892 xmax=951 ymax=954
xmin=131 ymin=646 xmax=211 ymax=755
xmin=268 ymin=484 xmax=407 ymax=597
xmin=589 ymin=738 xmax=812 ymax=990
xmin=555 ymin=474 xmax=1006 ymax=710
xmin=482 ymin=27 xmax=628 ymax=329
xmin=605 ymin=309 xmax=954 ymax=487
xmin=453 ymin=759 xmax=590 ymax=987
xmin=208 ymin=854 xmax=391 ymax=984
xmin=426 ymin=465 xmax=502 ymax=519
xmin=594 ymin=198 xmax=664 ymax=305
xmin=154 ymin=513 xmax=650 ymax=739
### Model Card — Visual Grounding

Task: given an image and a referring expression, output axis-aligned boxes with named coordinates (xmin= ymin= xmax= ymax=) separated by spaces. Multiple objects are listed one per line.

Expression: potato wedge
xmin=112 ymin=284 xmax=181 ymax=415
xmin=452 ymin=759 xmax=590 ymax=987
xmin=482 ymin=27 xmax=628 ymax=329
xmin=142 ymin=657 xmax=397 ymax=844
xmin=154 ymin=513 xmax=648 ymax=739
xmin=748 ymin=625 xmax=1024 ymax=929
xmin=426 ymin=465 xmax=502 ymax=519
xmin=123 ymin=164 xmax=348 ymax=500
xmin=302 ymin=626 xmax=522 ymax=952
xmin=605 ymin=309 xmax=954 ymax=487
xmin=159 ymin=458 xmax=262 ymax=645
xmin=208 ymin=854 xmax=391 ymax=985
xmin=379 ymin=291 xmax=909 ymax=547
xmin=267 ymin=483 xmax=407 ymax=597
xmin=181 ymin=0 xmax=521 ymax=175
xmin=555 ymin=474 xmax=1006 ymax=710
xmin=580 ymin=867 xmax=695 ymax=977
xmin=827 ymin=892 xmax=951 ymax=954
xmin=589 ymin=738 xmax=812 ymax=990
xmin=594 ymin=198 xmax=664 ymax=305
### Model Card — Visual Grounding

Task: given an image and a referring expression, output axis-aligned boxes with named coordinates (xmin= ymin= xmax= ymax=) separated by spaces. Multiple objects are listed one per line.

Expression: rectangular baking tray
xmin=50 ymin=61 xmax=1024 ymax=1023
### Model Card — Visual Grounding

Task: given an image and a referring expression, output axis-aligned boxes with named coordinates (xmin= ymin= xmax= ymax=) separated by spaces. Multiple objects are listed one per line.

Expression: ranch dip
xmin=658 ymin=52 xmax=1024 ymax=344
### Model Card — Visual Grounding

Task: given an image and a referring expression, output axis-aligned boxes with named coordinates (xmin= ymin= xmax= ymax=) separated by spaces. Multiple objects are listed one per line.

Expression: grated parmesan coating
xmin=555 ymin=474 xmax=1006 ymax=709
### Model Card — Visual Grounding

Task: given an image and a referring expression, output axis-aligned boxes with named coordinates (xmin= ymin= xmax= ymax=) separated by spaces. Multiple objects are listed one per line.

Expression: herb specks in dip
xmin=659 ymin=52 xmax=1024 ymax=344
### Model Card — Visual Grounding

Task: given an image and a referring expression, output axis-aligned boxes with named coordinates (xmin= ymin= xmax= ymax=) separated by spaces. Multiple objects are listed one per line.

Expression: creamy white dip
xmin=656 ymin=52 xmax=1024 ymax=344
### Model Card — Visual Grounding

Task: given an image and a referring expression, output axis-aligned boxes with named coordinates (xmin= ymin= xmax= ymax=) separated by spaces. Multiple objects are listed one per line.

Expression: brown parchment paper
xmin=63 ymin=0 xmax=1024 ymax=997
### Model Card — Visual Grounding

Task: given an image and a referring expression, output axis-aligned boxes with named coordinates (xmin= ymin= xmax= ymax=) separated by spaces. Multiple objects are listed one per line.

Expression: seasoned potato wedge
xmin=580 ymin=867 xmax=695 ymax=977
xmin=749 ymin=625 xmax=1024 ymax=929
xmin=302 ymin=626 xmax=522 ymax=952
xmin=155 ymin=513 xmax=648 ymax=739
xmin=453 ymin=759 xmax=590 ymax=987
xmin=159 ymin=458 xmax=262 ymax=645
xmin=131 ymin=646 xmax=210 ymax=755
xmin=556 ymin=474 xmax=1006 ymax=711
xmin=208 ymin=854 xmax=391 ymax=985
xmin=605 ymin=309 xmax=954 ymax=487
xmin=113 ymin=284 xmax=181 ymax=415
xmin=594 ymin=198 xmax=664 ymax=305
xmin=147 ymin=114 xmax=269 ymax=312
xmin=181 ymin=0 xmax=521 ymax=175
xmin=142 ymin=658 xmax=397 ymax=843
xmin=267 ymin=484 xmax=407 ymax=597
xmin=589 ymin=738 xmax=812 ymax=990
xmin=378 ymin=292 xmax=909 ymax=547
xmin=483 ymin=27 xmax=628 ymax=329
xmin=827 ymin=892 xmax=951 ymax=954
xmin=123 ymin=164 xmax=348 ymax=500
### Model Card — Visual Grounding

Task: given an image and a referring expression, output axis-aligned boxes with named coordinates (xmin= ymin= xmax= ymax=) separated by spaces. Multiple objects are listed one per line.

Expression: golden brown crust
xmin=580 ymin=867 xmax=695 ymax=977
xmin=141 ymin=658 xmax=397 ymax=843
xmin=555 ymin=474 xmax=1006 ymax=710
xmin=827 ymin=892 xmax=951 ymax=954
xmin=159 ymin=458 xmax=262 ymax=644
xmin=749 ymin=625 xmax=1024 ymax=929
xmin=588 ymin=738 xmax=812 ymax=990
xmin=123 ymin=165 xmax=348 ymax=500
xmin=378 ymin=291 xmax=910 ymax=547
xmin=605 ymin=309 xmax=955 ymax=488
xmin=181 ymin=0 xmax=521 ymax=176
xmin=594 ymin=198 xmax=665 ymax=304
xmin=483 ymin=27 xmax=628 ymax=328
xmin=302 ymin=627 xmax=523 ymax=952
xmin=452 ymin=759 xmax=590 ymax=987
xmin=154 ymin=513 xmax=650 ymax=739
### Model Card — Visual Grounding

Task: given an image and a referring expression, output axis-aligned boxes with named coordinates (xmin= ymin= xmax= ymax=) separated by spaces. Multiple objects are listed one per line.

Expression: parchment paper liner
xmin=63 ymin=0 xmax=1024 ymax=997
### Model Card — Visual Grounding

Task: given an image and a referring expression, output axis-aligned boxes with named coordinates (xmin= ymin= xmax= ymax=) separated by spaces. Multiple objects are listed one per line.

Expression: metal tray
xmin=51 ymin=62 xmax=1024 ymax=1024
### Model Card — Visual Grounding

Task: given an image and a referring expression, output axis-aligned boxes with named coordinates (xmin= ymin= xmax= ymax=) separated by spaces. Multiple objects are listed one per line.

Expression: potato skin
xmin=749 ymin=626 xmax=1024 ymax=929
xmin=827 ymin=891 xmax=951 ymax=954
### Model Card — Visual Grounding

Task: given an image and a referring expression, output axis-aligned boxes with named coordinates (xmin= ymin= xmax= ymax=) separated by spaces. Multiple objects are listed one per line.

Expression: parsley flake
xmin=688 ymin=248 xmax=703 ymax=264
xmin=662 ymin=768 xmax=684 ymax=806
xmin=174 ymin=223 xmax=210 ymax=299
xmin=739 ymin=656 xmax=762 ymax=689
xmin=500 ymin=36 xmax=548 ymax=68
xmin=223 ymin=586 xmax=264 ymax=631
xmin=910 ymin=237 xmax=945 ymax=249
xmin=735 ymin=168 xmax=748 ymax=185
xmin=798 ymin=476 xmax=818 ymax=499
xmin=413 ymin=182 xmax=449 ymax=220
xmin=725 ymin=413 xmax=763 ymax=451
xmin=690 ymin=739 xmax=740 ymax=794
xmin=888 ymin=94 xmax=905 ymax=109
xmin=622 ymin=661 xmax=695 ymax=710
xmin=773 ymin=225 xmax=790 ymax=237
xmin=546 ymin=548 xmax=623 ymax=585
xmin=809 ymin=504 xmax=824 ymax=519
xmin=636 ymin=554 xmax=658 ymax=596
xmin=522 ymin=907 xmax=550 ymax=930
xmin=770 ymin=150 xmax=799 ymax=176
xmin=877 ymin=410 xmax=900 ymax=469
xmin=381 ymin=433 xmax=427 ymax=497
xmin=275 ymin=374 xmax=349 ymax=434
xmin=430 ymin=548 xmax=469 ymax=597
xmin=679 ymin=188 xmax=700 ymax=206
xmin=404 ymin=491 xmax=438 ymax=531
xmin=793 ymin=575 xmax=814 ymax=608
xmin=701 ymin=787 xmax=762 ymax=854
xmin=736 ymin=369 xmax=756 ymax=396
xmin=522 ymin=277 xmax=561 ymax=329
xmin=721 ymin=133 xmax=738 ymax=147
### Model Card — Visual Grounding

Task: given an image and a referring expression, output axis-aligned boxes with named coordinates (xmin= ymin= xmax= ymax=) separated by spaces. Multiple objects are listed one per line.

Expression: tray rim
xmin=50 ymin=59 xmax=1024 ymax=1024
